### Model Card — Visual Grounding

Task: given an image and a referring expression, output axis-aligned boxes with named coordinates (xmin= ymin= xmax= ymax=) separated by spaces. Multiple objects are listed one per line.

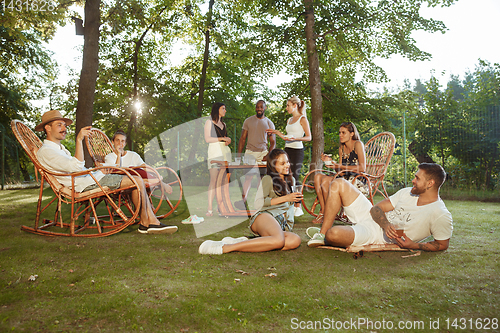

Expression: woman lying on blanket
xmin=312 ymin=122 xmax=367 ymax=224
xmin=198 ymin=149 xmax=302 ymax=255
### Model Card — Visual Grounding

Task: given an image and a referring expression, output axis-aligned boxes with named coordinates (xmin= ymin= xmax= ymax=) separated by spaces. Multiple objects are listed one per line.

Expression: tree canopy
xmin=2 ymin=0 xmax=498 ymax=190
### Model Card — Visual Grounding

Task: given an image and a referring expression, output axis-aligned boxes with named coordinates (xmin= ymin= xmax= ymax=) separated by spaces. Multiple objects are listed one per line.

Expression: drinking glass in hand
xmin=292 ymin=185 xmax=303 ymax=203
xmin=387 ymin=211 xmax=405 ymax=238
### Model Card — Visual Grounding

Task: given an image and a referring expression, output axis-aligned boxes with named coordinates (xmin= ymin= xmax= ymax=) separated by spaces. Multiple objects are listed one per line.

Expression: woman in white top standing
xmin=204 ymin=102 xmax=232 ymax=217
xmin=266 ymin=96 xmax=311 ymax=216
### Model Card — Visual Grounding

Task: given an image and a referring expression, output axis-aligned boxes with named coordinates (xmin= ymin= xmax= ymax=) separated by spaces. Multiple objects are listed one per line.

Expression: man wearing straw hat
xmin=35 ymin=110 xmax=177 ymax=235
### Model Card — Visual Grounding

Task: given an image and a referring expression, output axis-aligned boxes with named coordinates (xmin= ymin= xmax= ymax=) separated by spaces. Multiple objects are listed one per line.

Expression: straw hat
xmin=35 ymin=110 xmax=73 ymax=132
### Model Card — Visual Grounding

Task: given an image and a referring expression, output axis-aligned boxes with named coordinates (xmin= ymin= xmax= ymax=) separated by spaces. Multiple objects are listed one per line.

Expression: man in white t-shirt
xmin=105 ymin=129 xmax=146 ymax=167
xmin=35 ymin=110 xmax=177 ymax=235
xmin=308 ymin=163 xmax=453 ymax=251
xmin=105 ymin=130 xmax=172 ymax=195
xmin=235 ymin=100 xmax=276 ymax=209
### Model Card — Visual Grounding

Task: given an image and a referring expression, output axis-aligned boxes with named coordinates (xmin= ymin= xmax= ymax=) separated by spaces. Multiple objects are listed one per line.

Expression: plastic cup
xmin=234 ymin=157 xmax=241 ymax=165
xmin=245 ymin=155 xmax=256 ymax=165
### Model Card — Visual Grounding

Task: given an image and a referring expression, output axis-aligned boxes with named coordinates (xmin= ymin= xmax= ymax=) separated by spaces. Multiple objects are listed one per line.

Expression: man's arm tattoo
xmin=370 ymin=206 xmax=390 ymax=230
xmin=417 ymin=241 xmax=442 ymax=251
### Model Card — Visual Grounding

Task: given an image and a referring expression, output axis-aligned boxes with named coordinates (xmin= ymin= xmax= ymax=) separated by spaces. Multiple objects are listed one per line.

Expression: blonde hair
xmin=288 ymin=96 xmax=306 ymax=116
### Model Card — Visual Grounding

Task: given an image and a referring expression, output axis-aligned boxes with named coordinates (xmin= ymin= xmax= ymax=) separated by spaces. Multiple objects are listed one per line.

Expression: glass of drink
xmin=293 ymin=185 xmax=303 ymax=203
xmin=393 ymin=218 xmax=405 ymax=238
xmin=387 ymin=211 xmax=405 ymax=238
xmin=234 ymin=157 xmax=241 ymax=165
xmin=246 ymin=155 xmax=256 ymax=165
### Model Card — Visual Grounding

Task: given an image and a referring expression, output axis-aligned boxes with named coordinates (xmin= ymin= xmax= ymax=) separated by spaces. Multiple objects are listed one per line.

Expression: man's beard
xmin=410 ymin=185 xmax=426 ymax=195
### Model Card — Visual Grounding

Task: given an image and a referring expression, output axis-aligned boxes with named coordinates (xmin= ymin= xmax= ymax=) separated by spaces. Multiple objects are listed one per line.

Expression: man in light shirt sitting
xmin=104 ymin=129 xmax=172 ymax=195
xmin=35 ymin=110 xmax=177 ymax=235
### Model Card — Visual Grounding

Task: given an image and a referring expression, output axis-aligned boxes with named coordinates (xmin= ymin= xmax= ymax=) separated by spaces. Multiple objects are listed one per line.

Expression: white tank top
xmin=285 ymin=115 xmax=305 ymax=149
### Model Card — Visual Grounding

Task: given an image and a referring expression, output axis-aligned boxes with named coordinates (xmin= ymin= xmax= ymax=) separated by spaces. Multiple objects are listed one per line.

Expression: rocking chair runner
xmin=85 ymin=128 xmax=183 ymax=219
xmin=301 ymin=132 xmax=396 ymax=218
xmin=11 ymin=120 xmax=142 ymax=237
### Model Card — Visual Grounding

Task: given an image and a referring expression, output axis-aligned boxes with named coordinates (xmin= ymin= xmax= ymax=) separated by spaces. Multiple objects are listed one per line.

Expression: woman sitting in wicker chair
xmin=312 ymin=122 xmax=367 ymax=224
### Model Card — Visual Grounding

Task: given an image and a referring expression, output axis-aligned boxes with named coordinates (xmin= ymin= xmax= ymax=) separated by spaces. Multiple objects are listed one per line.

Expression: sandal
xmin=206 ymin=210 xmax=213 ymax=217
xmin=312 ymin=213 xmax=324 ymax=224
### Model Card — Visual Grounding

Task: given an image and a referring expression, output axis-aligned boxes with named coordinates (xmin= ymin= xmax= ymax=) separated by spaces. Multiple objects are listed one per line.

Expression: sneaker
xmin=146 ymin=222 xmax=178 ymax=235
xmin=307 ymin=232 xmax=325 ymax=247
xmin=182 ymin=215 xmax=204 ymax=224
xmin=138 ymin=224 xmax=149 ymax=234
xmin=294 ymin=206 xmax=304 ymax=217
xmin=306 ymin=227 xmax=321 ymax=239
xmin=221 ymin=236 xmax=248 ymax=244
xmin=138 ymin=223 xmax=177 ymax=234
xmin=199 ymin=240 xmax=224 ymax=255
xmin=233 ymin=200 xmax=247 ymax=210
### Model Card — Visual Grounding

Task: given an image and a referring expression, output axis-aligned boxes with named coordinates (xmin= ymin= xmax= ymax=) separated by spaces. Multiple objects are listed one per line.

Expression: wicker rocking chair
xmin=301 ymin=132 xmax=396 ymax=219
xmin=85 ymin=128 xmax=183 ymax=219
xmin=11 ymin=120 xmax=142 ymax=237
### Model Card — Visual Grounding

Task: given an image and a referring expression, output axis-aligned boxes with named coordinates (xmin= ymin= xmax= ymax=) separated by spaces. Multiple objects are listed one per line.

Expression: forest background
xmin=1 ymin=0 xmax=499 ymax=194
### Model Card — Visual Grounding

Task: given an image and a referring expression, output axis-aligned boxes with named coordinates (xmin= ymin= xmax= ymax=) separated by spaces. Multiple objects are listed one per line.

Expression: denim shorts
xmin=82 ymin=174 xmax=123 ymax=192
xmin=248 ymin=211 xmax=293 ymax=236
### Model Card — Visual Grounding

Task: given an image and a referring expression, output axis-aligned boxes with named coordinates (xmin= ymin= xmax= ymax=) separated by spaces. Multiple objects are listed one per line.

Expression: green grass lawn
xmin=0 ymin=188 xmax=499 ymax=332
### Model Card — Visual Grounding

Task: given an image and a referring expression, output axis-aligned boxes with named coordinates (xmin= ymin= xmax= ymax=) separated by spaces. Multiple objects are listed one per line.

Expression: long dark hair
xmin=340 ymin=122 xmax=360 ymax=146
xmin=211 ymin=102 xmax=225 ymax=122
xmin=266 ymin=149 xmax=293 ymax=197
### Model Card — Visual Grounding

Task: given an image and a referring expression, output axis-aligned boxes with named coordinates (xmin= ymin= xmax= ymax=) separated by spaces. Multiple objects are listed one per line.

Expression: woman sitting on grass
xmin=198 ymin=149 xmax=302 ymax=255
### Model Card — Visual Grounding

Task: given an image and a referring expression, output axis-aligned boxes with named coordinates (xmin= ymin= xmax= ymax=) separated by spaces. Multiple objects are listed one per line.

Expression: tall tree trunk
xmin=185 ymin=0 xmax=214 ymax=171
xmin=304 ymin=0 xmax=324 ymax=170
xmin=408 ymin=141 xmax=435 ymax=164
xmin=197 ymin=0 xmax=214 ymax=117
xmin=75 ymin=0 xmax=101 ymax=167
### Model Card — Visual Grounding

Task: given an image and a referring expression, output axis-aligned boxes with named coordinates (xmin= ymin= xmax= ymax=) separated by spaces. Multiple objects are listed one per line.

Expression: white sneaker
xmin=221 ymin=236 xmax=248 ymax=244
xmin=306 ymin=227 xmax=320 ymax=239
xmin=294 ymin=206 xmax=304 ymax=217
xmin=198 ymin=240 xmax=224 ymax=255
xmin=307 ymin=233 xmax=325 ymax=247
